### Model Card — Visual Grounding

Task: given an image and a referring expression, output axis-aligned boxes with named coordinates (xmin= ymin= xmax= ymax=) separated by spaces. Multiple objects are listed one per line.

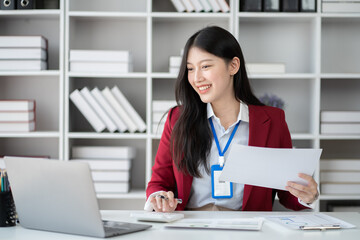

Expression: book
xmin=91 ymin=171 xmax=130 ymax=182
xmin=94 ymin=182 xmax=129 ymax=193
xmin=169 ymin=66 xmax=180 ymax=74
xmin=300 ymin=0 xmax=316 ymax=12
xmin=191 ymin=0 xmax=205 ymax=12
xmin=182 ymin=0 xmax=195 ymax=12
xmin=169 ymin=56 xmax=182 ymax=68
xmin=264 ymin=0 xmax=280 ymax=11
xmin=69 ymin=89 xmax=106 ymax=133
xmin=152 ymin=112 xmax=168 ymax=123
xmin=199 ymin=0 xmax=212 ymax=12
xmin=321 ymin=111 xmax=360 ymax=123
xmin=0 ymin=48 xmax=47 ymax=60
xmin=91 ymin=87 xmax=128 ymax=133
xmin=208 ymin=0 xmax=221 ymax=12
xmin=0 ymin=100 xmax=35 ymax=111
xmin=321 ymin=123 xmax=360 ymax=134
xmin=217 ymin=0 xmax=230 ymax=12
xmin=322 ymin=2 xmax=360 ymax=13
xmin=320 ymin=159 xmax=360 ymax=171
xmin=0 ymin=111 xmax=35 ymax=122
xmin=80 ymin=87 xmax=117 ymax=133
xmin=69 ymin=50 xmax=132 ymax=62
xmin=102 ymin=87 xmax=138 ymax=133
xmin=240 ymin=0 xmax=262 ymax=12
xmin=69 ymin=62 xmax=133 ymax=73
xmin=282 ymin=0 xmax=299 ymax=12
xmin=0 ymin=121 xmax=35 ymax=132
xmin=321 ymin=171 xmax=360 ymax=183
xmin=0 ymin=60 xmax=47 ymax=71
xmin=111 ymin=86 xmax=146 ymax=133
xmin=321 ymin=183 xmax=360 ymax=195
xmin=0 ymin=36 xmax=47 ymax=49
xmin=170 ymin=0 xmax=186 ymax=12
xmin=246 ymin=63 xmax=286 ymax=74
xmin=72 ymin=146 xmax=136 ymax=159
xmin=152 ymin=100 xmax=177 ymax=112
xmin=72 ymin=159 xmax=131 ymax=171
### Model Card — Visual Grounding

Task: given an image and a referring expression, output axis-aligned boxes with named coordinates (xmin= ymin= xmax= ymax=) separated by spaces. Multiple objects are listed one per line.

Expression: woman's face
xmin=187 ymin=47 xmax=238 ymax=105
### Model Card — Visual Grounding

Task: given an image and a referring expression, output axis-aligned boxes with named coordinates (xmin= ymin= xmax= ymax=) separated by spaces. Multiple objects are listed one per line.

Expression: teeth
xmin=199 ymin=85 xmax=210 ymax=91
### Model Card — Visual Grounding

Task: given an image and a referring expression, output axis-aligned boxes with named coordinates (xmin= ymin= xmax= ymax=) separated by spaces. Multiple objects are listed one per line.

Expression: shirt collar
xmin=207 ymin=101 xmax=249 ymax=123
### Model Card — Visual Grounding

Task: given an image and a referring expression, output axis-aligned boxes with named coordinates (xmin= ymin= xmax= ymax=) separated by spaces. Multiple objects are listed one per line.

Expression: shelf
xmin=0 ymin=131 xmax=60 ymax=138
xmin=319 ymin=135 xmax=360 ymax=140
xmin=248 ymin=73 xmax=317 ymax=79
xmin=0 ymin=70 xmax=60 ymax=77
xmin=291 ymin=133 xmax=316 ymax=140
xmin=68 ymin=132 xmax=148 ymax=139
xmin=68 ymin=72 xmax=147 ymax=79
xmin=321 ymin=13 xmax=360 ymax=19
xmin=321 ymin=73 xmax=360 ymax=79
xmin=0 ymin=10 xmax=61 ymax=18
xmin=237 ymin=12 xmax=317 ymax=19
xmin=151 ymin=72 xmax=177 ymax=79
xmin=97 ymin=189 xmax=146 ymax=199
xmin=68 ymin=11 xmax=147 ymax=19
xmin=320 ymin=195 xmax=360 ymax=200
xmin=151 ymin=12 xmax=230 ymax=19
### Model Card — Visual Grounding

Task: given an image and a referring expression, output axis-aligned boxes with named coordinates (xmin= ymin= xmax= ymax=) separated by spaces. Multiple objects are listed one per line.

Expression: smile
xmin=198 ymin=85 xmax=211 ymax=91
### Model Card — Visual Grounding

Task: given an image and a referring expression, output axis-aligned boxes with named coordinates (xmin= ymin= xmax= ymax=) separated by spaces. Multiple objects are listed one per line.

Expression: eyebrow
xmin=187 ymin=59 xmax=215 ymax=65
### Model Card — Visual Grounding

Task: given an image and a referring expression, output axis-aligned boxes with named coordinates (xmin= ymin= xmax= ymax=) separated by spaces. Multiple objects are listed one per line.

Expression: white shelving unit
xmin=1 ymin=0 xmax=359 ymax=211
xmin=0 ymin=1 xmax=64 ymax=159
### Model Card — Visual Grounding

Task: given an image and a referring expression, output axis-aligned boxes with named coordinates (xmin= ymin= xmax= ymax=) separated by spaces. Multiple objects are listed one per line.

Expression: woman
xmin=145 ymin=26 xmax=318 ymax=212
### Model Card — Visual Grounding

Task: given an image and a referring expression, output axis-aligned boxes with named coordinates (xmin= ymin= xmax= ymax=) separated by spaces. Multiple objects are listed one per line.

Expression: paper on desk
xmin=219 ymin=144 xmax=322 ymax=190
xmin=265 ymin=213 xmax=356 ymax=230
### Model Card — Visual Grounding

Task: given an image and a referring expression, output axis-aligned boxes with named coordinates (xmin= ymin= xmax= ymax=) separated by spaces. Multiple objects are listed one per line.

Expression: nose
xmin=194 ymin=68 xmax=203 ymax=83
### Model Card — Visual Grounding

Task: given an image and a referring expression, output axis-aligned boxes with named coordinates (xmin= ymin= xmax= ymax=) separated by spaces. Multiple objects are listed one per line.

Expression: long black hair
xmin=171 ymin=26 xmax=263 ymax=177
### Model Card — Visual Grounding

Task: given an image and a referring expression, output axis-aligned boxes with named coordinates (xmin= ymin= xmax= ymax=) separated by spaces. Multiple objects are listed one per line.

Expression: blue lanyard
xmin=209 ymin=118 xmax=240 ymax=166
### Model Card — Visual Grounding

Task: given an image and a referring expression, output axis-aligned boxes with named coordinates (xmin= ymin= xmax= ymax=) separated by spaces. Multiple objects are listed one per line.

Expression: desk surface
xmin=1 ymin=211 xmax=359 ymax=240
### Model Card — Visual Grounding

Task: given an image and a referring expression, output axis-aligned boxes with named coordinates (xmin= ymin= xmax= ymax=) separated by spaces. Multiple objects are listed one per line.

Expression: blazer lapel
xmin=242 ymin=105 xmax=271 ymax=210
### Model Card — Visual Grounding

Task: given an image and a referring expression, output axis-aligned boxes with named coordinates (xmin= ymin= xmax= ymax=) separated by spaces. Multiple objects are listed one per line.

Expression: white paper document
xmin=265 ymin=213 xmax=356 ymax=230
xmin=165 ymin=218 xmax=264 ymax=231
xmin=219 ymin=144 xmax=322 ymax=191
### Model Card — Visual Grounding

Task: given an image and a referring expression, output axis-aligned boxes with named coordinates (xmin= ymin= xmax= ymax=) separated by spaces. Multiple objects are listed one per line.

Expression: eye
xmin=187 ymin=67 xmax=194 ymax=72
xmin=202 ymin=65 xmax=210 ymax=69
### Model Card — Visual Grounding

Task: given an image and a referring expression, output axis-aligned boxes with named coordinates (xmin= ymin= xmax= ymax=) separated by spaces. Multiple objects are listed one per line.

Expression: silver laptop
xmin=4 ymin=157 xmax=151 ymax=238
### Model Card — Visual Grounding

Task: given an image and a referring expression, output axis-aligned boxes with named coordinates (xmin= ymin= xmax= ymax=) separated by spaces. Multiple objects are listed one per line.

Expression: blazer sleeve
xmin=146 ymin=108 xmax=177 ymax=199
xmin=276 ymin=109 xmax=310 ymax=211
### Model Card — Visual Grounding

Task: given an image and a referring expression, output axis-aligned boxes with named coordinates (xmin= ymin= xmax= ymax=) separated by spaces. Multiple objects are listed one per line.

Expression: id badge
xmin=211 ymin=164 xmax=233 ymax=199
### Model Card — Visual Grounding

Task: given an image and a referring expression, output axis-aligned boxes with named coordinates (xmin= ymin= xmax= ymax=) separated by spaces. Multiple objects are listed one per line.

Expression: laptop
xmin=4 ymin=156 xmax=151 ymax=238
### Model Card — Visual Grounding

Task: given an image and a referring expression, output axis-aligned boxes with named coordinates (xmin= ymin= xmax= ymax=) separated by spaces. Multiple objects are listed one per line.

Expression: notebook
xmin=4 ymin=156 xmax=151 ymax=238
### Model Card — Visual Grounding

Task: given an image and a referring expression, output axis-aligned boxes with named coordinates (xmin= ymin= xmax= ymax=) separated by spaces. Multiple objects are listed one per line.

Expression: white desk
xmin=0 ymin=211 xmax=359 ymax=240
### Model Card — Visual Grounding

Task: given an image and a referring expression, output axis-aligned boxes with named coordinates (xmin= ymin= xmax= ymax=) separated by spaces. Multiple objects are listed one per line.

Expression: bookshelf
xmin=1 ymin=0 xmax=359 ymax=211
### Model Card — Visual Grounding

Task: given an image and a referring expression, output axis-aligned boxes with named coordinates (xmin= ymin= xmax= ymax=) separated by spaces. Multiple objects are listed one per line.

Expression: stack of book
xmin=171 ymin=0 xmax=230 ymax=12
xmin=320 ymin=159 xmax=360 ymax=195
xmin=169 ymin=56 xmax=182 ymax=74
xmin=0 ymin=36 xmax=48 ymax=71
xmin=152 ymin=100 xmax=177 ymax=135
xmin=69 ymin=50 xmax=133 ymax=73
xmin=246 ymin=63 xmax=286 ymax=74
xmin=320 ymin=111 xmax=360 ymax=135
xmin=0 ymin=100 xmax=36 ymax=132
xmin=71 ymin=146 xmax=136 ymax=194
xmin=240 ymin=0 xmax=316 ymax=12
xmin=322 ymin=0 xmax=360 ymax=13
xmin=70 ymin=86 xmax=146 ymax=133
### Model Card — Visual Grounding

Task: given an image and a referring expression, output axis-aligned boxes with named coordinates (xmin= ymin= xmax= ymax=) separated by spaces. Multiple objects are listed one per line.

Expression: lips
xmin=197 ymin=84 xmax=211 ymax=92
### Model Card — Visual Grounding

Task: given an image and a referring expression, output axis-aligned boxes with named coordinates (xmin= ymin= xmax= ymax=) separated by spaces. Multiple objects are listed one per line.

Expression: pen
xmin=299 ymin=224 xmax=341 ymax=230
xmin=157 ymin=195 xmax=182 ymax=204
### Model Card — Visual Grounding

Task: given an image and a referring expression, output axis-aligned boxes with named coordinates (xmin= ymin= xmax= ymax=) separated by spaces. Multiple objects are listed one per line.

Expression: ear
xmin=229 ymin=57 xmax=240 ymax=75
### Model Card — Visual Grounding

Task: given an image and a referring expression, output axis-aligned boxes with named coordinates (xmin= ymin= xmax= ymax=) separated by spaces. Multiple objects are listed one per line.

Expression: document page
xmin=165 ymin=217 xmax=264 ymax=231
xmin=265 ymin=213 xmax=356 ymax=230
xmin=219 ymin=144 xmax=322 ymax=190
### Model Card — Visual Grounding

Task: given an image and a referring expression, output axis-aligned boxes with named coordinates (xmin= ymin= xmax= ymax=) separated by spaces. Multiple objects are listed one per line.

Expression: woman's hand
xmin=150 ymin=191 xmax=178 ymax=212
xmin=286 ymin=173 xmax=319 ymax=205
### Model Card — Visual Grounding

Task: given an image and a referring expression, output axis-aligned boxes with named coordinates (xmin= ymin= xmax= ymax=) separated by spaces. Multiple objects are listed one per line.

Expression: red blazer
xmin=146 ymin=105 xmax=308 ymax=211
